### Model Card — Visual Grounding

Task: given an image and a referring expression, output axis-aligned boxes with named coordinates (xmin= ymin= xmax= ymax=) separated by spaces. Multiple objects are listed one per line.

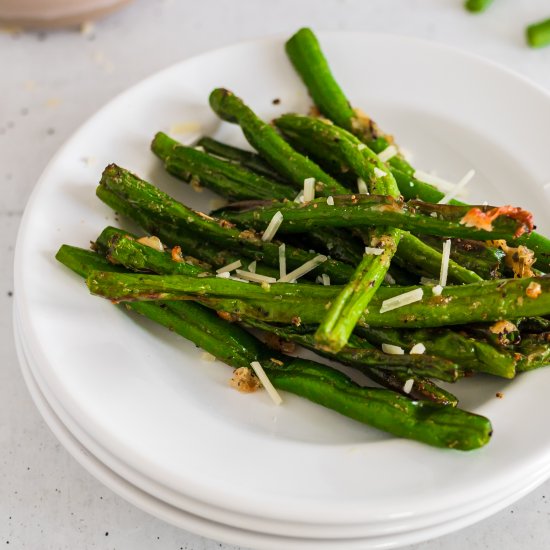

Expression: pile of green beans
xmin=55 ymin=28 xmax=550 ymax=451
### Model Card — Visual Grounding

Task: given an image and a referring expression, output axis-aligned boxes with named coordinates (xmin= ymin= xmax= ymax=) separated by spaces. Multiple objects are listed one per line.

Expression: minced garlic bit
xmin=230 ymin=367 xmax=261 ymax=393
xmin=326 ymin=196 xmax=335 ymax=206
xmin=380 ymin=288 xmax=423 ymax=313
xmin=357 ymin=143 xmax=367 ymax=151
xmin=410 ymin=343 xmax=426 ymax=355
xmin=216 ymin=259 xmax=242 ymax=274
xmin=216 ymin=271 xmax=231 ymax=279
xmin=377 ymin=145 xmax=398 ymax=162
xmin=321 ymin=273 xmax=331 ymax=286
xmin=489 ymin=320 xmax=518 ymax=336
xmin=137 ymin=235 xmax=164 ymax=252
xmin=171 ymin=246 xmax=184 ymax=263
xmin=403 ymin=379 xmax=414 ymax=394
xmin=489 ymin=320 xmax=519 ymax=345
xmin=249 ymin=361 xmax=283 ymax=405
xmin=382 ymin=343 xmax=405 ymax=355
xmin=496 ymin=392 xmax=504 ymax=399
xmin=526 ymin=281 xmax=542 ymax=299
xmin=488 ymin=240 xmax=535 ymax=278
xmin=248 ymin=260 xmax=257 ymax=273
xmin=373 ymin=167 xmax=387 ymax=178
xmin=261 ymin=211 xmax=284 ymax=242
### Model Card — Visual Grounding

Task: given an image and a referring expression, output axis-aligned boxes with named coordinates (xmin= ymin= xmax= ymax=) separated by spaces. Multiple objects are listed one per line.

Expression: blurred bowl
xmin=0 ymin=0 xmax=132 ymax=28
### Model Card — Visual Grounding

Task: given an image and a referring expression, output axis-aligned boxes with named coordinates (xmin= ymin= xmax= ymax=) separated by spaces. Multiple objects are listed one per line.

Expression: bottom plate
xmin=14 ymin=303 xmax=550 ymax=550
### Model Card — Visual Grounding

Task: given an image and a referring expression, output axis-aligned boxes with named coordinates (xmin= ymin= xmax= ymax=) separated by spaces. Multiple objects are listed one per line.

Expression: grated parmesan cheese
xmin=384 ymin=273 xmax=396 ymax=285
xmin=439 ymin=239 xmax=452 ymax=287
xmin=357 ymin=143 xmax=367 ymax=151
xmin=326 ymin=196 xmax=335 ymax=206
xmin=357 ymin=178 xmax=369 ymax=194
xmin=278 ymin=255 xmax=327 ymax=283
xmin=235 ymin=270 xmax=276 ymax=284
xmin=377 ymin=145 xmax=398 ymax=162
xmin=216 ymin=271 xmax=231 ymax=279
xmin=373 ymin=167 xmax=387 ymax=178
xmin=261 ymin=211 xmax=284 ymax=242
xmin=403 ymin=379 xmax=414 ymax=394
xmin=201 ymin=352 xmax=216 ymax=362
xmin=321 ymin=273 xmax=331 ymax=286
xmin=382 ymin=343 xmax=405 ymax=355
xmin=228 ymin=276 xmax=250 ymax=283
xmin=303 ymin=177 xmax=316 ymax=202
xmin=410 ymin=343 xmax=426 ymax=355
xmin=400 ymin=147 xmax=414 ymax=162
xmin=413 ymin=170 xmax=456 ymax=192
xmin=249 ymin=361 xmax=282 ymax=405
xmin=380 ymin=288 xmax=423 ymax=313
xmin=364 ymin=246 xmax=385 ymax=256
xmin=432 ymin=284 xmax=443 ymax=296
xmin=294 ymin=190 xmax=305 ymax=203
xmin=248 ymin=260 xmax=257 ymax=273
xmin=216 ymin=259 xmax=242 ymax=274
xmin=278 ymin=243 xmax=287 ymax=280
xmin=439 ymin=169 xmax=475 ymax=204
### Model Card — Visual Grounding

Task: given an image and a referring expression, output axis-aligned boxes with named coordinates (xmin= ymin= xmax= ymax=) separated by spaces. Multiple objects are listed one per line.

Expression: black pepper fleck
xmin=46 ymin=127 xmax=55 ymax=136
xmin=7 ymin=291 xmax=13 ymax=297
xmin=272 ymin=98 xmax=281 ymax=105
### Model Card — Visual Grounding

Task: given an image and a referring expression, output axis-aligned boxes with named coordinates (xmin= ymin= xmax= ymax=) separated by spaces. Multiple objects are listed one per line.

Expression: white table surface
xmin=2 ymin=0 xmax=550 ymax=548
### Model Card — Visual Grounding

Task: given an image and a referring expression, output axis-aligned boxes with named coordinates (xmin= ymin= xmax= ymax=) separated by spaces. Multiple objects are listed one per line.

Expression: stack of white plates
xmin=13 ymin=33 xmax=550 ymax=549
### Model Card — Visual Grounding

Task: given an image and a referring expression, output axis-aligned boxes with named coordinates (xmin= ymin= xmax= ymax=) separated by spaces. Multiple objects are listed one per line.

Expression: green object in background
xmin=465 ymin=0 xmax=494 ymax=13
xmin=526 ymin=18 xmax=550 ymax=48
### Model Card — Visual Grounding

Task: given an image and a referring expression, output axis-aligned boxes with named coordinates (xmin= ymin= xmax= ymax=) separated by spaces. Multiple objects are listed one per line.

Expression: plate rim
xmin=14 ymin=30 xmax=550 ymax=526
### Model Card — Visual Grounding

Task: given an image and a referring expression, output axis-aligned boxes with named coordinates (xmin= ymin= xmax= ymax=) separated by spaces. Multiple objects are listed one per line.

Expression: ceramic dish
xmin=14 ymin=304 xmax=550 ymax=549
xmin=14 ymin=32 xmax=550 ymax=538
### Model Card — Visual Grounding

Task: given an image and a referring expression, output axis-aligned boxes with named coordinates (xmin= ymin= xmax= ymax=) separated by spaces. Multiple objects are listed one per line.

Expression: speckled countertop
xmin=2 ymin=0 xmax=550 ymax=548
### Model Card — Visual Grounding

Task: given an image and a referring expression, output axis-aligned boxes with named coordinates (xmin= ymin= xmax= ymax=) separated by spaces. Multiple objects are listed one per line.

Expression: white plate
xmin=14 ymin=304 xmax=550 ymax=549
xmin=16 ymin=294 xmax=550 ymax=543
xmin=14 ymin=32 xmax=550 ymax=530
